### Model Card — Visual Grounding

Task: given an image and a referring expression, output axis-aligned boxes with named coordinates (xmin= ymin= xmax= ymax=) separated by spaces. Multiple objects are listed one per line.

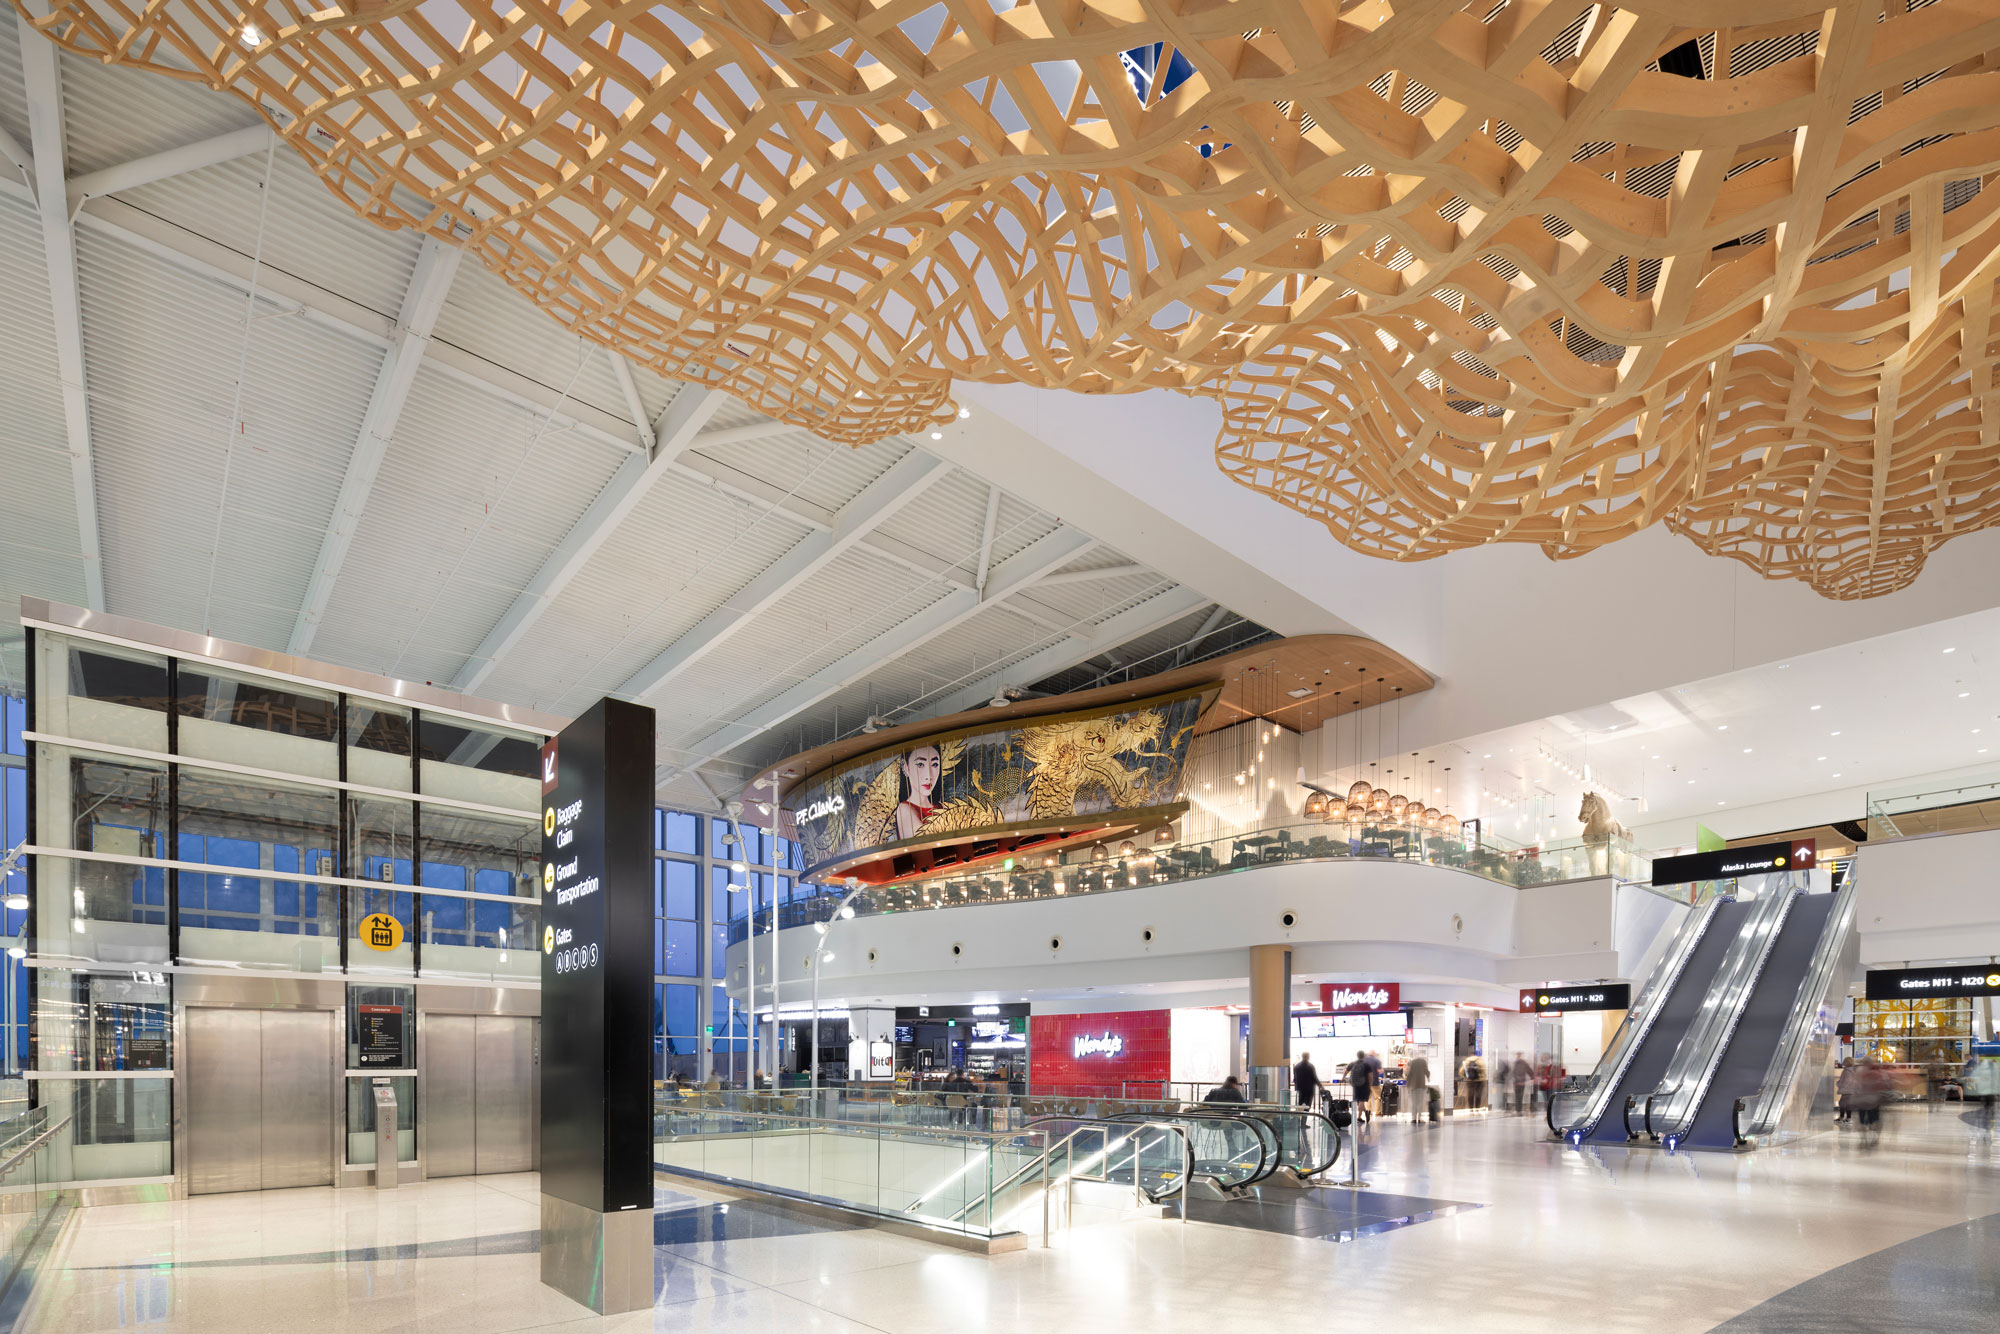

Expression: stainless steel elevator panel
xmin=186 ymin=1008 xmax=262 ymax=1196
xmin=184 ymin=1008 xmax=334 ymax=1195
xmin=259 ymin=1010 xmax=335 ymax=1189
xmin=423 ymin=1014 xmax=477 ymax=1178
xmin=473 ymin=1016 xmax=535 ymax=1174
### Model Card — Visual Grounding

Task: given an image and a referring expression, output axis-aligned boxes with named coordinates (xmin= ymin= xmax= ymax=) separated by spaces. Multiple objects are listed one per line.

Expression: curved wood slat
xmin=20 ymin=0 xmax=2000 ymax=598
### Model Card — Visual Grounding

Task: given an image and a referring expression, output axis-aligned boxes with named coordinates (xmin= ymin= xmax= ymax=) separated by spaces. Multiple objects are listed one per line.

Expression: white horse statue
xmin=1578 ymin=792 xmax=1630 ymax=876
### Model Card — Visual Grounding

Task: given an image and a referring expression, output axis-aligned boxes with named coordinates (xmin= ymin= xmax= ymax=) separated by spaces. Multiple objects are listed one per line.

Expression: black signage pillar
xmin=539 ymin=697 xmax=654 ymax=1314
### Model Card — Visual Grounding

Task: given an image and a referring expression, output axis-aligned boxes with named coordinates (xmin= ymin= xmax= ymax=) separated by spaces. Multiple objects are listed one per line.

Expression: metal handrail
xmin=1099 ymin=1111 xmax=1273 ymax=1186
xmin=0 ymin=1112 xmax=68 ymax=1179
xmin=1738 ymin=878 xmax=1859 ymax=1142
xmin=1171 ymin=1104 xmax=1343 ymax=1178
xmin=655 ymin=1102 xmax=1025 ymax=1142
xmin=1651 ymin=882 xmax=1801 ymax=1148
xmin=1035 ymin=1119 xmax=1192 ymax=1245
xmin=1553 ymin=894 xmax=1724 ymax=1141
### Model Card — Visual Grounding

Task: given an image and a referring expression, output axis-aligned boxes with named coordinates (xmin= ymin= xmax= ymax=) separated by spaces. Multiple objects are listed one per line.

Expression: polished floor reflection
xmin=22 ymin=1105 xmax=2000 ymax=1332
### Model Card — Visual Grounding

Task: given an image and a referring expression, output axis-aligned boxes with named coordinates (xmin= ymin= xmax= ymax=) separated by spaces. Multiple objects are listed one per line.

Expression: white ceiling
xmin=1326 ymin=606 xmax=2000 ymax=850
xmin=0 ymin=26 xmax=1223 ymax=810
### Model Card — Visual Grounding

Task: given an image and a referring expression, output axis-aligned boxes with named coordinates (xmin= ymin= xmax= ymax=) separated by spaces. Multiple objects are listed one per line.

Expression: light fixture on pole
xmin=811 ymin=878 xmax=869 ymax=1099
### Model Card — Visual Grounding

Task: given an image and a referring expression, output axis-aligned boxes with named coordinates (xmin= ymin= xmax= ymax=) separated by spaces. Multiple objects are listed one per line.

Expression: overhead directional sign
xmin=1519 ymin=983 xmax=1632 ymax=1014
xmin=1651 ymin=839 xmax=1815 ymax=887
xmin=1865 ymin=965 xmax=2000 ymax=1001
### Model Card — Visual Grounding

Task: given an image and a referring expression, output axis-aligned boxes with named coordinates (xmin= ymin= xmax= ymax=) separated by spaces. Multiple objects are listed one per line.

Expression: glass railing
xmin=652 ymin=1099 xmax=1045 ymax=1236
xmin=1742 ymin=876 xmax=1859 ymax=1143
xmin=1866 ymin=770 xmax=2000 ymax=840
xmin=1552 ymin=895 xmax=1725 ymax=1140
xmin=730 ymin=821 xmax=1654 ymax=942
xmin=1642 ymin=880 xmax=1800 ymax=1142
xmin=0 ymin=1106 xmax=70 ymax=1307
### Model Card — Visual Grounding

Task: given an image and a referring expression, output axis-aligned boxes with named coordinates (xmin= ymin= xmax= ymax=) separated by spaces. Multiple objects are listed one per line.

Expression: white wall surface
xmin=735 ymin=860 xmax=1640 ymax=1014
xmin=945 ymin=382 xmax=2000 ymax=754
xmin=1169 ymin=1008 xmax=1234 ymax=1087
xmin=1853 ymin=828 xmax=2000 ymax=963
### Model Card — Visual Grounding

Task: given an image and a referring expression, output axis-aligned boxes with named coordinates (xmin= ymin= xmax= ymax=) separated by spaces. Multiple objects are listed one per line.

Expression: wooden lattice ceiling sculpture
xmin=18 ymin=0 xmax=2000 ymax=598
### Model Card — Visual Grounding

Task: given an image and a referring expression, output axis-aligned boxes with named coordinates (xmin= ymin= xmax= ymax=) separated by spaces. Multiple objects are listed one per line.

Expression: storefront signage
xmin=1519 ymin=984 xmax=1631 ymax=1014
xmin=1319 ymin=982 xmax=1399 ymax=1013
xmin=356 ymin=1003 xmax=405 ymax=1067
xmin=1865 ymin=965 xmax=2000 ymax=1001
xmin=541 ymin=697 xmax=656 ymax=1221
xmin=783 ymin=689 xmax=1208 ymax=881
xmin=1073 ymin=1032 xmax=1125 ymax=1058
xmin=357 ymin=912 xmax=404 ymax=951
xmin=1651 ymin=839 xmax=1815 ymax=887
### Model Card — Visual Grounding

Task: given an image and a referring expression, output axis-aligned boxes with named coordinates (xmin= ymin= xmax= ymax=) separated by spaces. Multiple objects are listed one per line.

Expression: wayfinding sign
xmin=540 ymin=697 xmax=655 ymax=1222
xmin=1519 ymin=983 xmax=1632 ymax=1014
xmin=1651 ymin=839 xmax=1815 ymax=887
xmin=1865 ymin=965 xmax=2000 ymax=1001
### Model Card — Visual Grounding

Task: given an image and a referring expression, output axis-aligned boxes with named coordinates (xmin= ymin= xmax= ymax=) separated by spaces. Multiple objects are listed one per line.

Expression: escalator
xmin=1559 ymin=895 xmax=1747 ymax=1144
xmin=1656 ymin=889 xmax=1846 ymax=1150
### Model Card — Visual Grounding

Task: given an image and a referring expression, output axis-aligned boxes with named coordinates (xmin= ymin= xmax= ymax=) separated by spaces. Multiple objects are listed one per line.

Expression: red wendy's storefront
xmin=1028 ymin=1010 xmax=1171 ymax=1096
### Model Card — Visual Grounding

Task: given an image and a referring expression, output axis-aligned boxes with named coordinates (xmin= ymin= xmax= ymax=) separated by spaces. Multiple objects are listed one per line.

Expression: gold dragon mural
xmin=787 ymin=693 xmax=1204 ymax=880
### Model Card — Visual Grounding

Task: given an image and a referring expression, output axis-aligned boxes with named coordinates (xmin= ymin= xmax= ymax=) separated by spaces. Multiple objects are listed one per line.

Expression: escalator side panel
xmin=1681 ymin=894 xmax=1839 ymax=1149
xmin=1581 ymin=900 xmax=1750 ymax=1143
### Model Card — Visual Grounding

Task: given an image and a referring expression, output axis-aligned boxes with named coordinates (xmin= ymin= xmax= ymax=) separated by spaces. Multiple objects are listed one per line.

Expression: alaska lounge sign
xmin=1651 ymin=839 xmax=1815 ymax=887
xmin=1520 ymin=984 xmax=1632 ymax=1014
xmin=1865 ymin=966 xmax=2000 ymax=1001
xmin=1320 ymin=982 xmax=1400 ymax=1014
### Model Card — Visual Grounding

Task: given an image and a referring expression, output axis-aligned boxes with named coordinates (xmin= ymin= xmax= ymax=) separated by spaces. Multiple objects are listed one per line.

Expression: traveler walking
xmin=1460 ymin=1053 xmax=1487 ymax=1110
xmin=1203 ymin=1076 xmax=1248 ymax=1104
xmin=1834 ymin=1058 xmax=1856 ymax=1124
xmin=1294 ymin=1051 xmax=1323 ymax=1110
xmin=1346 ymin=1050 xmax=1376 ymax=1126
xmin=1404 ymin=1050 xmax=1432 ymax=1124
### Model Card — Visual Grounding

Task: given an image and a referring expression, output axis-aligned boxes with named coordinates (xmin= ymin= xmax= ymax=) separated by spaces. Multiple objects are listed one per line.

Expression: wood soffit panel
xmin=753 ymin=633 xmax=1431 ymax=802
xmin=24 ymin=3 xmax=2000 ymax=598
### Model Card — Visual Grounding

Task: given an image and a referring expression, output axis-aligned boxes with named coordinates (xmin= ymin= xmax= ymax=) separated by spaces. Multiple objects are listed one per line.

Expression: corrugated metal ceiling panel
xmin=0 ymin=193 xmax=87 ymax=616
xmin=76 ymin=225 xmax=381 ymax=643
xmin=306 ymin=366 xmax=628 ymax=680
xmin=56 ymin=41 xmax=260 ymax=176
xmin=430 ymin=262 xmax=635 ymax=429
xmin=116 ymin=152 xmax=420 ymax=323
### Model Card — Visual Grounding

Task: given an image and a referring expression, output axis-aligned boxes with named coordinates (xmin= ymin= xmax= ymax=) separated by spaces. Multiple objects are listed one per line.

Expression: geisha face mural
xmin=901 ymin=746 xmax=942 ymax=808
xmin=782 ymin=691 xmax=1208 ymax=882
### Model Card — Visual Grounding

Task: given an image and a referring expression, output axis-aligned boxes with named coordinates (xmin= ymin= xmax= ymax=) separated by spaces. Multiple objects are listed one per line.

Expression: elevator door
xmin=423 ymin=1014 xmax=535 ymax=1177
xmin=185 ymin=1008 xmax=336 ymax=1195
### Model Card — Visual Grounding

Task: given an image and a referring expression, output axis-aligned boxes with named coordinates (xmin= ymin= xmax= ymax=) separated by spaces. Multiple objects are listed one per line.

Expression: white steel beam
xmin=915 ymin=587 xmax=1212 ymax=719
xmin=616 ymin=452 xmax=953 ymax=702
xmin=972 ymin=484 xmax=1000 ymax=593
xmin=611 ymin=354 xmax=656 ymax=451
xmin=657 ymin=526 xmax=1097 ymax=782
xmin=289 ymin=235 xmax=465 ymax=653
xmin=66 ymin=124 xmax=274 ymax=209
xmin=18 ymin=11 xmax=104 ymax=610
xmin=448 ymin=388 xmax=726 ymax=693
xmin=1033 ymin=562 xmax=1148 ymax=586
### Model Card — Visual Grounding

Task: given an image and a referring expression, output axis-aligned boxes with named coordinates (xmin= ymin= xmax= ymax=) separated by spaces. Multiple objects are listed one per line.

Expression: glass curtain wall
xmin=653 ymin=806 xmax=801 ymax=1087
xmin=25 ymin=627 xmax=547 ymax=1180
xmin=2 ymin=693 xmax=29 ymax=1088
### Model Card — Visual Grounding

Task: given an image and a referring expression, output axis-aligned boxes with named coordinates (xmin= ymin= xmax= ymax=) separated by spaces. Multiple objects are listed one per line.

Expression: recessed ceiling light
xmin=1961 ymin=692 xmax=1972 ymax=698
xmin=1716 ymin=801 xmax=1726 ymax=807
xmin=1687 ymin=779 xmax=1696 ymax=785
xmin=1832 ymin=773 xmax=1842 ymax=778
xmin=929 ymin=430 xmax=943 ymax=440
xmin=1809 ymin=704 xmax=1821 ymax=711
xmin=1944 ymin=647 xmax=1957 ymax=653
xmin=1816 ymin=756 xmax=1827 ymax=761
xmin=1742 ymin=748 xmax=1752 ymax=754
xmin=1778 ymin=663 xmax=1790 ymax=669
xmin=958 ymin=407 xmax=972 ymax=419
xmin=1717 ymin=724 xmax=1728 ymax=731
xmin=241 ymin=23 xmax=262 ymax=46
xmin=1831 ymin=731 xmax=1841 ymax=737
